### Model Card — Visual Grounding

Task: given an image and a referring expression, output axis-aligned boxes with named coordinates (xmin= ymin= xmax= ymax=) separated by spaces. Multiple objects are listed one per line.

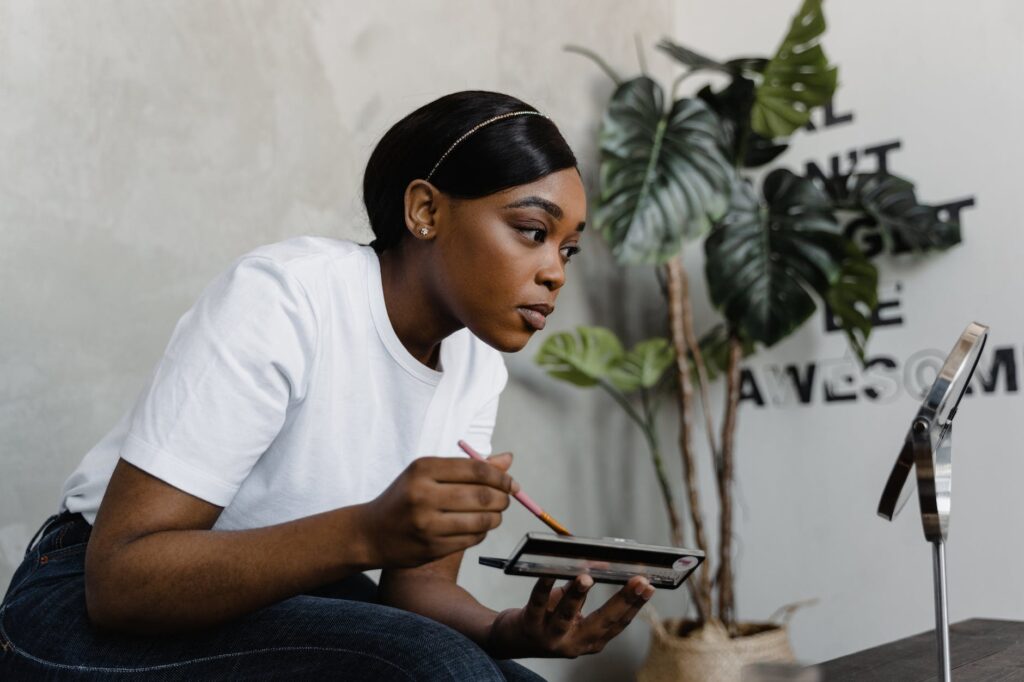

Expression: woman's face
xmin=431 ymin=168 xmax=587 ymax=353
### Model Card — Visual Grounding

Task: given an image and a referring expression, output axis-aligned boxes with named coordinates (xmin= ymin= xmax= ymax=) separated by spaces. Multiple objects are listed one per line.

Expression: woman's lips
xmin=517 ymin=306 xmax=548 ymax=331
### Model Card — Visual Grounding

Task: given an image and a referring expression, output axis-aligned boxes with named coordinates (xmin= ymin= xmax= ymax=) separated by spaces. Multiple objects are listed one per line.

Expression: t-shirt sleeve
xmin=460 ymin=356 xmax=509 ymax=456
xmin=120 ymin=255 xmax=319 ymax=507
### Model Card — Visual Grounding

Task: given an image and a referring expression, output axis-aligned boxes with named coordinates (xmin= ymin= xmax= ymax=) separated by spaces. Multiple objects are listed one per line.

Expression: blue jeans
xmin=0 ymin=511 xmax=544 ymax=680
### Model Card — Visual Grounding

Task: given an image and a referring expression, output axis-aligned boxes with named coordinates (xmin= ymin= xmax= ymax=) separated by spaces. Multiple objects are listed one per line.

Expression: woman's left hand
xmin=485 ymin=574 xmax=654 ymax=659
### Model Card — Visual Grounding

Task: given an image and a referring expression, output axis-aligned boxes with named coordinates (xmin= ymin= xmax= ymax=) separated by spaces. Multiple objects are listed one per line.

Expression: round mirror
xmin=877 ymin=322 xmax=988 ymax=542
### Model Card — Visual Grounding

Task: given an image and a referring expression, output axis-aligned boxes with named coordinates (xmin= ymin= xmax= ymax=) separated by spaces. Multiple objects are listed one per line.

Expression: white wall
xmin=672 ymin=0 xmax=1024 ymax=665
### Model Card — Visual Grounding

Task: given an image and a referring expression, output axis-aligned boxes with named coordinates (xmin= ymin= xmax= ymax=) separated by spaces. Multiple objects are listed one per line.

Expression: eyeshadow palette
xmin=479 ymin=532 xmax=704 ymax=589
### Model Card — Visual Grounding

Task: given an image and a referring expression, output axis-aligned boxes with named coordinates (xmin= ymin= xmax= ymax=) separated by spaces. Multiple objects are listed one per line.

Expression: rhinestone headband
xmin=425 ymin=110 xmax=548 ymax=181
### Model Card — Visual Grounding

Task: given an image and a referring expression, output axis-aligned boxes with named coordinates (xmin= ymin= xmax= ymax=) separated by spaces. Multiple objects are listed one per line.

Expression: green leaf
xmin=655 ymin=39 xmax=729 ymax=74
xmin=694 ymin=325 xmax=756 ymax=381
xmin=534 ymin=326 xmax=625 ymax=387
xmin=656 ymin=39 xmax=767 ymax=77
xmin=724 ymin=57 xmax=769 ymax=74
xmin=597 ymin=77 xmax=735 ymax=265
xmin=697 ymin=79 xmax=789 ymax=169
xmin=825 ymin=243 xmax=879 ymax=363
xmin=704 ymin=169 xmax=846 ymax=347
xmin=751 ymin=0 xmax=838 ymax=138
xmin=609 ymin=338 xmax=676 ymax=392
xmin=824 ymin=172 xmax=961 ymax=253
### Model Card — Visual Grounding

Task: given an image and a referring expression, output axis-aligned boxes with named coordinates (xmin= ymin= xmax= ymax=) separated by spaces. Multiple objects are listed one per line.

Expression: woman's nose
xmin=535 ymin=248 xmax=566 ymax=291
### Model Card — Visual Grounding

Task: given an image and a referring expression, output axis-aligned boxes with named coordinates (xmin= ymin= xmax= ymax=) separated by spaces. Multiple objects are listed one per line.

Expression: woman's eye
xmin=516 ymin=226 xmax=546 ymax=243
xmin=561 ymin=245 xmax=581 ymax=262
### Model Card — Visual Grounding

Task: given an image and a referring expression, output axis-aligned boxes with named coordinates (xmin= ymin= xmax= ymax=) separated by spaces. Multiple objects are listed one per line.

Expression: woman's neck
xmin=378 ymin=245 xmax=461 ymax=369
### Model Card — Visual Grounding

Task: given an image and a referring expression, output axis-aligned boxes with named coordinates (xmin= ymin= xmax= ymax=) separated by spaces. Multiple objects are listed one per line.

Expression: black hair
xmin=362 ymin=90 xmax=578 ymax=253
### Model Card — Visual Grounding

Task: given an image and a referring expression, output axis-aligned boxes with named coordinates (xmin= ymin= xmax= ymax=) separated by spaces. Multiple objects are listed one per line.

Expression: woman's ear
xmin=403 ymin=179 xmax=440 ymax=242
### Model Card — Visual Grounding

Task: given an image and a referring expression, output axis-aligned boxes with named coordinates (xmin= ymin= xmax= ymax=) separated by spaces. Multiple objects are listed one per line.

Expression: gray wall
xmin=0 ymin=2 xmax=674 ymax=680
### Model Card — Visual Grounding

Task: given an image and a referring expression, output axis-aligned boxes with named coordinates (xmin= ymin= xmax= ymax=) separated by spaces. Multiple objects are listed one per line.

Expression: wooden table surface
xmin=820 ymin=619 xmax=1024 ymax=681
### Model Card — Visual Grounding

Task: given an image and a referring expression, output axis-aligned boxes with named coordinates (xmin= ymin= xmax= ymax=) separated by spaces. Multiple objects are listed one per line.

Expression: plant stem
xmin=635 ymin=406 xmax=714 ymax=621
xmin=564 ymin=45 xmax=622 ymax=85
xmin=676 ymin=257 xmax=720 ymax=465
xmin=717 ymin=335 xmax=743 ymax=631
xmin=598 ymin=380 xmax=684 ymax=548
xmin=599 ymin=378 xmax=646 ymax=431
xmin=665 ymin=257 xmax=713 ymax=624
xmin=670 ymin=70 xmax=700 ymax=100
xmin=641 ymin=425 xmax=685 ymax=550
xmin=633 ymin=34 xmax=648 ymax=76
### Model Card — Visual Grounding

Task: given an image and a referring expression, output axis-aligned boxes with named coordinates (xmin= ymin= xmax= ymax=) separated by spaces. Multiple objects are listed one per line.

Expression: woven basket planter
xmin=636 ymin=618 xmax=795 ymax=682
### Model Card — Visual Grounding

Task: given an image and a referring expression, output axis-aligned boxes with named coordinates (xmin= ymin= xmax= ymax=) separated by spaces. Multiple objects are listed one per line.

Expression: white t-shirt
xmin=60 ymin=237 xmax=509 ymax=529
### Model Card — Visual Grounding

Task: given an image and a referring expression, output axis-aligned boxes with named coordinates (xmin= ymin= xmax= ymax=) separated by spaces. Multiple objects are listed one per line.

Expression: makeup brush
xmin=457 ymin=439 xmax=572 ymax=536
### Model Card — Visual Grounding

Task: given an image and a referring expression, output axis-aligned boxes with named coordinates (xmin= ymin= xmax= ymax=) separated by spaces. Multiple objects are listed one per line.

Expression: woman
xmin=0 ymin=90 xmax=654 ymax=680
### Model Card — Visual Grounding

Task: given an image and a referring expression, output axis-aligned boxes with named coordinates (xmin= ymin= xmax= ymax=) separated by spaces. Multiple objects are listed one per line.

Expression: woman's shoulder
xmin=243 ymin=236 xmax=371 ymax=271
xmin=228 ymin=236 xmax=374 ymax=297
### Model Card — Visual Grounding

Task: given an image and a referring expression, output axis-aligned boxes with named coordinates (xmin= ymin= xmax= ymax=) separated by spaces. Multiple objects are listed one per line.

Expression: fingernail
xmin=578 ymin=576 xmax=593 ymax=590
xmin=642 ymin=586 xmax=655 ymax=600
xmin=634 ymin=581 xmax=649 ymax=597
xmin=510 ymin=480 xmax=521 ymax=494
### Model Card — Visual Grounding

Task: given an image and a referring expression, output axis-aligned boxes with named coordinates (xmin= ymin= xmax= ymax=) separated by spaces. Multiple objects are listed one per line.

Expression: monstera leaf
xmin=655 ymin=39 xmax=729 ymax=73
xmin=825 ymin=243 xmax=879 ymax=362
xmin=705 ymin=169 xmax=848 ymax=347
xmin=609 ymin=338 xmax=676 ymax=392
xmin=598 ymin=77 xmax=735 ymax=265
xmin=825 ymin=172 xmax=961 ymax=253
xmin=694 ymin=325 xmax=756 ymax=381
xmin=536 ymin=328 xmax=675 ymax=393
xmin=656 ymin=39 xmax=768 ymax=77
xmin=751 ymin=0 xmax=838 ymax=139
xmin=534 ymin=326 xmax=624 ymax=388
xmin=657 ymin=40 xmax=781 ymax=168
xmin=697 ymin=79 xmax=789 ymax=169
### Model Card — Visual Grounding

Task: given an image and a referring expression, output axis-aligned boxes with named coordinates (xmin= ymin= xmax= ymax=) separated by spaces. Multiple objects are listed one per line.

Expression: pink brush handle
xmin=510 ymin=490 xmax=544 ymax=517
xmin=457 ymin=439 xmax=543 ymax=515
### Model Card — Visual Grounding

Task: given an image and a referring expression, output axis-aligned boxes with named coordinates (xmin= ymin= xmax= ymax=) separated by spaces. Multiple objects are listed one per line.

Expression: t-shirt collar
xmin=365 ymin=248 xmax=445 ymax=385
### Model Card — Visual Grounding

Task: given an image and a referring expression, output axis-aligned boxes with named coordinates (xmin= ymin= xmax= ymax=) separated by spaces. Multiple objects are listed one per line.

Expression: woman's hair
xmin=363 ymin=90 xmax=578 ymax=253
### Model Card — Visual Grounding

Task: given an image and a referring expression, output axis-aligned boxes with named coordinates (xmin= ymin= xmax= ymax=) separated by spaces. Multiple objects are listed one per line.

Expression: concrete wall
xmin=0 ymin=2 xmax=674 ymax=679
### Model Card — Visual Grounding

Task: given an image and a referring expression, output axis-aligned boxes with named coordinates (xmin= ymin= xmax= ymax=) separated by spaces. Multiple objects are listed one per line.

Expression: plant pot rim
xmin=639 ymin=617 xmax=797 ymax=682
xmin=652 ymin=618 xmax=791 ymax=651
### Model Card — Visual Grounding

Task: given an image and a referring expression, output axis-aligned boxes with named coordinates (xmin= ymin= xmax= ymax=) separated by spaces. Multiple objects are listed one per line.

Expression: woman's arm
xmin=85 ymin=459 xmax=377 ymax=634
xmin=379 ymin=552 xmax=496 ymax=643
xmin=86 ymin=454 xmax=515 ymax=635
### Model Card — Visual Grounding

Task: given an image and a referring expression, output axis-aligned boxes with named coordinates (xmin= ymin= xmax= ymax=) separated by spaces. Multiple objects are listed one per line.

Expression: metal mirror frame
xmin=877 ymin=321 xmax=988 ymax=541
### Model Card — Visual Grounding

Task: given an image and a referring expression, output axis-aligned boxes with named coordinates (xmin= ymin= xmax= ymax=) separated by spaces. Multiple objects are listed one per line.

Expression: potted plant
xmin=538 ymin=1 xmax=960 ymax=678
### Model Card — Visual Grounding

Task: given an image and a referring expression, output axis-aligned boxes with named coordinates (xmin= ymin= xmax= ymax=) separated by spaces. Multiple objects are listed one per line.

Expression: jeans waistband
xmin=24 ymin=509 xmax=88 ymax=556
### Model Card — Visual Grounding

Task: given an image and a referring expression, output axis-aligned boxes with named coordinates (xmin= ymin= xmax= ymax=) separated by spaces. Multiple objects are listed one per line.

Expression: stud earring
xmin=419 ymin=227 xmax=429 ymax=236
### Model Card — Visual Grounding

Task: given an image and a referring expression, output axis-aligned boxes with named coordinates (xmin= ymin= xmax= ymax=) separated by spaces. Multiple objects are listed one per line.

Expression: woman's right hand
xmin=359 ymin=453 xmax=519 ymax=568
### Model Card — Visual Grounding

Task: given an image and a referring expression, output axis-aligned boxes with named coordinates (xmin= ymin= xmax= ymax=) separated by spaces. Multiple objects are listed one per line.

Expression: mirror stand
xmin=878 ymin=322 xmax=989 ymax=682
xmin=932 ymin=539 xmax=951 ymax=681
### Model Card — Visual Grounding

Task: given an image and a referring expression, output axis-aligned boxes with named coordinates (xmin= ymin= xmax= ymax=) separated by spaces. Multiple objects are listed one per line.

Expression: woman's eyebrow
xmin=502 ymin=196 xmax=586 ymax=231
xmin=503 ymin=196 xmax=562 ymax=219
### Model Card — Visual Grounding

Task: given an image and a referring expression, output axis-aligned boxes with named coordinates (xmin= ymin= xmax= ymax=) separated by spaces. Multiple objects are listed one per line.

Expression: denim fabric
xmin=1 ymin=512 xmax=544 ymax=681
